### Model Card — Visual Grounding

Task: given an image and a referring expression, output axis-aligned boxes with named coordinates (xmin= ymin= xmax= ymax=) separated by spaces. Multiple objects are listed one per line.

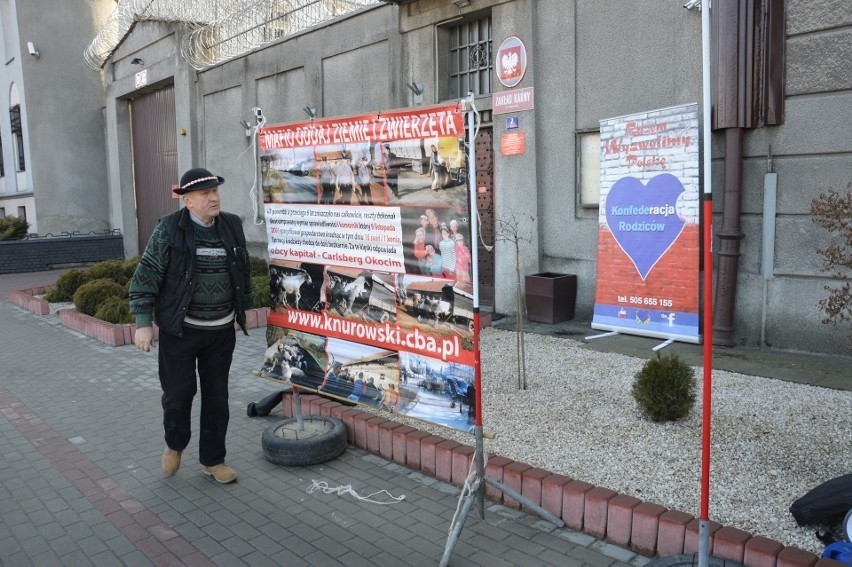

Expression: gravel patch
xmin=373 ymin=327 xmax=851 ymax=555
xmin=47 ymin=301 xmax=75 ymax=314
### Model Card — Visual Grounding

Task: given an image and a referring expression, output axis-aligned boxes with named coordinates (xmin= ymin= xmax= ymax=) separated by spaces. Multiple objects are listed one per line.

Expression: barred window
xmin=448 ymin=16 xmax=493 ymax=99
xmin=9 ymin=104 xmax=24 ymax=172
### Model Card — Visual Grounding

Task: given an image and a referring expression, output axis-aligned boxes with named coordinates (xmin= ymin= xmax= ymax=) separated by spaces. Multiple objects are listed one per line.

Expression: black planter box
xmin=525 ymin=272 xmax=577 ymax=324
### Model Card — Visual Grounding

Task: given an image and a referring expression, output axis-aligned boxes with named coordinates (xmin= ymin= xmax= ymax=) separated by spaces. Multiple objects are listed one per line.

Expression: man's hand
xmin=135 ymin=327 xmax=155 ymax=352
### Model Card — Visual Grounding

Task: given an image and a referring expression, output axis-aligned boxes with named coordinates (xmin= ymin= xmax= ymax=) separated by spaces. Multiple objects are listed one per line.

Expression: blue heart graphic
xmin=605 ymin=174 xmax=685 ymax=280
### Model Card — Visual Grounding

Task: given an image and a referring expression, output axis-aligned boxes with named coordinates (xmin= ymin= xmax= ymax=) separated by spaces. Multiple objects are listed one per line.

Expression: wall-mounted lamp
xmin=303 ymin=106 xmax=317 ymax=119
xmin=240 ymin=119 xmax=252 ymax=138
xmin=452 ymin=0 xmax=471 ymax=7
xmin=131 ymin=57 xmax=144 ymax=65
xmin=407 ymin=81 xmax=425 ymax=105
xmin=26 ymin=41 xmax=39 ymax=58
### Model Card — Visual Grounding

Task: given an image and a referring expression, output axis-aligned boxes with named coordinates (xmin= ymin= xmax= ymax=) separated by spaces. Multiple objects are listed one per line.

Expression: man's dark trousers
xmin=158 ymin=326 xmax=236 ymax=466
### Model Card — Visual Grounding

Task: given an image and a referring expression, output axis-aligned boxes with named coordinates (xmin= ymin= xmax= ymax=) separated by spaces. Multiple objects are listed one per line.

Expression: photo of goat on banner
xmin=324 ymin=267 xmax=397 ymax=325
xmin=269 ymin=261 xmax=324 ymax=312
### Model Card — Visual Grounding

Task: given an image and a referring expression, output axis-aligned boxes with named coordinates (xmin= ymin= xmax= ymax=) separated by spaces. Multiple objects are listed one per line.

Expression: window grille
xmin=10 ymin=105 xmax=24 ymax=172
xmin=448 ymin=16 xmax=492 ymax=99
xmin=9 ymin=105 xmax=20 ymax=134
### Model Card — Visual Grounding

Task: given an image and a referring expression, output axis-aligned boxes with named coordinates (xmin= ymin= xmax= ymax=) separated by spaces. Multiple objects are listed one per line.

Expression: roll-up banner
xmin=592 ymin=103 xmax=701 ymax=343
xmin=256 ymin=103 xmax=477 ymax=432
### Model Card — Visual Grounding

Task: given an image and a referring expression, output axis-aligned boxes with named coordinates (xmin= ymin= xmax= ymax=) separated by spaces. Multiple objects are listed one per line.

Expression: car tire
xmin=261 ymin=416 xmax=348 ymax=467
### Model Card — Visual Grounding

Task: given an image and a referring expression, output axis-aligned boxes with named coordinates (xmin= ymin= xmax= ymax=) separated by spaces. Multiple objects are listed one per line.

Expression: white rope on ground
xmin=308 ymin=479 xmax=406 ymax=505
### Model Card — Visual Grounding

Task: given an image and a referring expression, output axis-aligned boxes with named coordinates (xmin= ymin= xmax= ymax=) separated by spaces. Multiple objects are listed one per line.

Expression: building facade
xmin=25 ymin=0 xmax=852 ymax=355
xmin=0 ymin=0 xmax=112 ymax=234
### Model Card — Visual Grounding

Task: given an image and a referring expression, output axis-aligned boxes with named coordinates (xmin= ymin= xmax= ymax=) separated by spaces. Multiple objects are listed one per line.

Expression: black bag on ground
xmin=790 ymin=473 xmax=852 ymax=526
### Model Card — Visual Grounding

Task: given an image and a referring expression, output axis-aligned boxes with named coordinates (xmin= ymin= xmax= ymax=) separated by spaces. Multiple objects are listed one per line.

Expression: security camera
xmin=683 ymin=0 xmax=702 ymax=10
xmin=26 ymin=41 xmax=39 ymax=57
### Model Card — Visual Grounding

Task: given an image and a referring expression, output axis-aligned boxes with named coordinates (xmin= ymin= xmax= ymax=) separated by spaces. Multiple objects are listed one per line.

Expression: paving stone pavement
xmin=0 ymin=275 xmax=649 ymax=567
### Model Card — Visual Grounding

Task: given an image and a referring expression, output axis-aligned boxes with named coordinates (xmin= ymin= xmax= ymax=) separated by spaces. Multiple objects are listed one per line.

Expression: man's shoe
xmin=161 ymin=448 xmax=182 ymax=476
xmin=202 ymin=464 xmax=238 ymax=484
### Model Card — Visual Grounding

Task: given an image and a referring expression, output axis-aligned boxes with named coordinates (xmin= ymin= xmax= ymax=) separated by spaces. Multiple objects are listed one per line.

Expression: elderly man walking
xmin=129 ymin=167 xmax=253 ymax=484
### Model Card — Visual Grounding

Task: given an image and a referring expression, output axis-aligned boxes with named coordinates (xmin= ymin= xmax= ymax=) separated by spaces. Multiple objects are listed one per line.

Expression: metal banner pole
xmin=440 ymin=96 xmax=563 ymax=567
xmin=440 ymin=95 xmax=483 ymax=567
xmin=698 ymin=0 xmax=714 ymax=565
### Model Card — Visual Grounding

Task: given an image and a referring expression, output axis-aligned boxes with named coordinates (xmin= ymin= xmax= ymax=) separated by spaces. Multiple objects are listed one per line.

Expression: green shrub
xmin=43 ymin=287 xmax=63 ymax=302
xmin=88 ymin=259 xmax=131 ymax=287
xmin=0 ymin=216 xmax=29 ymax=240
xmin=49 ymin=268 xmax=91 ymax=302
xmin=252 ymin=274 xmax=271 ymax=308
xmin=73 ymin=278 xmax=125 ymax=316
xmin=123 ymin=257 xmax=141 ymax=280
xmin=631 ymin=352 xmax=697 ymax=422
xmin=249 ymin=255 xmax=269 ymax=277
xmin=94 ymin=296 xmax=135 ymax=324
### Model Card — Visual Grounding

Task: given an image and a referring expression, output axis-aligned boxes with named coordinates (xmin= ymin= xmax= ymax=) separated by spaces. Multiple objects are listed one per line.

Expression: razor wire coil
xmin=85 ymin=0 xmax=379 ymax=71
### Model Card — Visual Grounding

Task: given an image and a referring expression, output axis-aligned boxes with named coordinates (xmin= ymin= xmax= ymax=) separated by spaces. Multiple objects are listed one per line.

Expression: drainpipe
xmin=711 ymin=127 xmax=744 ymax=347
xmin=709 ymin=0 xmax=785 ymax=347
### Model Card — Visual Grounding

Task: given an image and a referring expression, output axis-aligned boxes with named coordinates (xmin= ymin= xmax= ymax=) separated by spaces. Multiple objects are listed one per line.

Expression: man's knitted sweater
xmin=130 ymin=220 xmax=235 ymax=331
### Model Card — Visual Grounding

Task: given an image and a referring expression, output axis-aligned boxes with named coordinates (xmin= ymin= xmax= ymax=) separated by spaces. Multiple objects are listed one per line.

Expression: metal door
xmin=130 ymin=84 xmax=179 ymax=252
xmin=473 ymin=126 xmax=495 ymax=309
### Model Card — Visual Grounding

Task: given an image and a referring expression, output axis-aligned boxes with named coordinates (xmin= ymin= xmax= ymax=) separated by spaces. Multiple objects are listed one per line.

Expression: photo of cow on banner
xmin=592 ymin=103 xmax=701 ymax=344
xmin=256 ymin=103 xmax=477 ymax=432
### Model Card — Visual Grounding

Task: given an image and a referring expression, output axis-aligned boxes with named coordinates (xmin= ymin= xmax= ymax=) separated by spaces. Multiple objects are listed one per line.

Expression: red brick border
xmin=657 ymin=509 xmax=695 ymax=556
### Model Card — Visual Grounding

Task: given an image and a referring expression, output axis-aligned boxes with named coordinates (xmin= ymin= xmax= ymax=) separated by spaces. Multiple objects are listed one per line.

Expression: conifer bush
xmin=0 ymin=215 xmax=29 ymax=240
xmin=631 ymin=352 xmax=697 ymax=422
xmin=249 ymin=255 xmax=269 ymax=277
xmin=43 ymin=255 xmax=268 ymax=325
xmin=94 ymin=296 xmax=135 ymax=324
xmin=44 ymin=268 xmax=90 ymax=302
xmin=252 ymin=275 xmax=271 ymax=308
xmin=73 ymin=278 xmax=125 ymax=317
xmin=122 ymin=257 xmax=141 ymax=280
xmin=88 ymin=259 xmax=131 ymax=286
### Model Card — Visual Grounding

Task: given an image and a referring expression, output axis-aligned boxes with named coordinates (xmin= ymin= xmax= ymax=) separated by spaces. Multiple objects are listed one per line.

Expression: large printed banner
xmin=592 ymin=103 xmax=701 ymax=343
xmin=257 ymin=103 xmax=476 ymax=432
